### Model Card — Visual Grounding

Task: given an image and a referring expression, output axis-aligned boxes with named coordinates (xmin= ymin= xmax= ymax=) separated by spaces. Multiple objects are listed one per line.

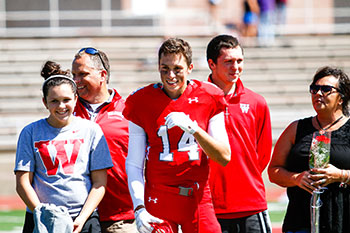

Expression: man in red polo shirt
xmin=72 ymin=47 xmax=136 ymax=233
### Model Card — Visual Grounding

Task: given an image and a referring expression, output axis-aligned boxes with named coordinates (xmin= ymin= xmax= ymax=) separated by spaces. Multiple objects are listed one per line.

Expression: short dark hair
xmin=158 ymin=38 xmax=192 ymax=66
xmin=312 ymin=66 xmax=350 ymax=116
xmin=75 ymin=49 xmax=111 ymax=83
xmin=206 ymin=34 xmax=243 ymax=64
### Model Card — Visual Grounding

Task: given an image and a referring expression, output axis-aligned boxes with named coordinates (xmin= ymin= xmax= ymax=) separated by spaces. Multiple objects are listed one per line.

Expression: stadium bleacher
xmin=0 ymin=34 xmax=349 ymax=197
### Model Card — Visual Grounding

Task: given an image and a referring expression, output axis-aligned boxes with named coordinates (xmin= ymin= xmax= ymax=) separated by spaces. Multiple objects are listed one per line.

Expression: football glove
xmin=135 ymin=208 xmax=163 ymax=233
xmin=165 ymin=112 xmax=198 ymax=135
xmin=151 ymin=220 xmax=174 ymax=233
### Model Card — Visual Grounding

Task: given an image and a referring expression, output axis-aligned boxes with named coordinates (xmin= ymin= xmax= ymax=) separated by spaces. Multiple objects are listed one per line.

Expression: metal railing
xmin=0 ymin=0 xmax=349 ymax=37
xmin=276 ymin=5 xmax=350 ymax=35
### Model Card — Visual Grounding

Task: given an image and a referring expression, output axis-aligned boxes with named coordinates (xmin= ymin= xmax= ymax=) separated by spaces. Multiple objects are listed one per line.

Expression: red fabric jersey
xmin=73 ymin=89 xmax=134 ymax=221
xmin=123 ymin=80 xmax=226 ymax=187
xmin=208 ymin=78 xmax=272 ymax=218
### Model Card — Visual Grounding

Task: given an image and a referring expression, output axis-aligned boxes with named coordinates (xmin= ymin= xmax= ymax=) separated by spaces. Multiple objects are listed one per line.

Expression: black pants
xmin=22 ymin=210 xmax=101 ymax=233
xmin=218 ymin=210 xmax=272 ymax=233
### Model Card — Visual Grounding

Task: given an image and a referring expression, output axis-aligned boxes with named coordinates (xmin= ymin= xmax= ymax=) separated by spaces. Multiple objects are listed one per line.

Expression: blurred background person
xmin=275 ymin=0 xmax=288 ymax=36
xmin=275 ymin=0 xmax=287 ymax=25
xmin=268 ymin=66 xmax=350 ymax=233
xmin=209 ymin=0 xmax=223 ymax=30
xmin=257 ymin=0 xmax=276 ymax=46
xmin=241 ymin=0 xmax=260 ymax=38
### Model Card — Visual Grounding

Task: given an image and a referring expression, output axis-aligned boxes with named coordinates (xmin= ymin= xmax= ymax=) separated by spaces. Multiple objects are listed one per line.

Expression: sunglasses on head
xmin=79 ymin=47 xmax=108 ymax=73
xmin=309 ymin=84 xmax=341 ymax=96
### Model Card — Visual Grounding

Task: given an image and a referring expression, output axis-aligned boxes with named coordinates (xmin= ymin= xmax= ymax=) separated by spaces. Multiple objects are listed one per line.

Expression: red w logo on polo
xmin=35 ymin=139 xmax=84 ymax=175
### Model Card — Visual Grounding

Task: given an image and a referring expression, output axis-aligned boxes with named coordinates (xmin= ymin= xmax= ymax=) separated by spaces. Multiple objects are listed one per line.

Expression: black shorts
xmin=22 ymin=210 xmax=101 ymax=233
xmin=218 ymin=210 xmax=272 ymax=233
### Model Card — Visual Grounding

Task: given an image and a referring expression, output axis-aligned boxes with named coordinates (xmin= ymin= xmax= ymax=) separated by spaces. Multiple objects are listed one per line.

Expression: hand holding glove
xmin=165 ymin=112 xmax=198 ymax=135
xmin=135 ymin=207 xmax=163 ymax=233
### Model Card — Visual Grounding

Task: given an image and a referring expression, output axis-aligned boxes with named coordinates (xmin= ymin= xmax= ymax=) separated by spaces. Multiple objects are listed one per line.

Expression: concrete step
xmin=2 ymin=45 xmax=350 ymax=63
xmin=0 ymin=35 xmax=349 ymax=50
xmin=0 ymin=35 xmax=348 ymax=155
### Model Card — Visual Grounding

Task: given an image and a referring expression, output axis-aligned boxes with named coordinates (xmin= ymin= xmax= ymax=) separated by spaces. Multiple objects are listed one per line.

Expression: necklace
xmin=316 ymin=115 xmax=343 ymax=134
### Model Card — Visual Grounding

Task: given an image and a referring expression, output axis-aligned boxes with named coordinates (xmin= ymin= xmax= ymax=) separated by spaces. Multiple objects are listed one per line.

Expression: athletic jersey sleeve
xmin=125 ymin=121 xmax=147 ymax=209
xmin=200 ymin=80 xmax=227 ymax=118
xmin=123 ymin=87 xmax=147 ymax=128
xmin=208 ymin=112 xmax=230 ymax=147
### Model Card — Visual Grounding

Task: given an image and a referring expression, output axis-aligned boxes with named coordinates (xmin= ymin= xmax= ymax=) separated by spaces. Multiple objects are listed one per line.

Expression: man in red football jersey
xmin=207 ymin=35 xmax=273 ymax=233
xmin=123 ymin=38 xmax=231 ymax=233
xmin=72 ymin=48 xmax=137 ymax=233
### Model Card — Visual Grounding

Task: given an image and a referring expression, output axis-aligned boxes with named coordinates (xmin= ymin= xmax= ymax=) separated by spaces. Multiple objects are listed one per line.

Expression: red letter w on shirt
xmin=35 ymin=139 xmax=84 ymax=175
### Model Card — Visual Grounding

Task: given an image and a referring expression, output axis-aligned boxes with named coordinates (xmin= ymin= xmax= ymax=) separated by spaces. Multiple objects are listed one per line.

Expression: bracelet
xmin=341 ymin=169 xmax=345 ymax=182
xmin=134 ymin=205 xmax=145 ymax=213
xmin=345 ymin=170 xmax=350 ymax=184
xmin=340 ymin=170 xmax=350 ymax=188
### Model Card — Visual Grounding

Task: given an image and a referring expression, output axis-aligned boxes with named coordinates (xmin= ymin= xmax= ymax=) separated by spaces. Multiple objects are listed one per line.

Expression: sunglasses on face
xmin=78 ymin=47 xmax=108 ymax=73
xmin=309 ymin=84 xmax=341 ymax=96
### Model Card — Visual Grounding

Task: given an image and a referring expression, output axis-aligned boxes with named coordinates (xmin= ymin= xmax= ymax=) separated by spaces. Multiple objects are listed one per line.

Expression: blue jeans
xmin=258 ymin=10 xmax=275 ymax=46
xmin=22 ymin=211 xmax=101 ymax=233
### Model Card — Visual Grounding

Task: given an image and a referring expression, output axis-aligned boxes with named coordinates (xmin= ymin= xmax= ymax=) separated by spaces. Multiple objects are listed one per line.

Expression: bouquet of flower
xmin=309 ymin=131 xmax=331 ymax=169
xmin=309 ymin=131 xmax=331 ymax=233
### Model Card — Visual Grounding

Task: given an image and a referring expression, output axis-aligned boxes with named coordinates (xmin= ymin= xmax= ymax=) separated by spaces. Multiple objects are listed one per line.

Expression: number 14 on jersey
xmin=157 ymin=125 xmax=200 ymax=162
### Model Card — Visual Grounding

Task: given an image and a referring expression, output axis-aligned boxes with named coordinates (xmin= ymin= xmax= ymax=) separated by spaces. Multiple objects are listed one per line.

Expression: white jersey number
xmin=157 ymin=125 xmax=199 ymax=161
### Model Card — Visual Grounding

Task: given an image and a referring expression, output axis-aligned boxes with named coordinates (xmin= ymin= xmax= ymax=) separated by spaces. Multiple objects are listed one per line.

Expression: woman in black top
xmin=268 ymin=66 xmax=350 ymax=233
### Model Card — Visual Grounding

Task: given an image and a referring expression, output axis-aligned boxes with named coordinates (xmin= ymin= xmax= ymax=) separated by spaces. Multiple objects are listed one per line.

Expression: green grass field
xmin=268 ymin=201 xmax=287 ymax=222
xmin=0 ymin=205 xmax=286 ymax=232
xmin=269 ymin=208 xmax=286 ymax=223
xmin=0 ymin=209 xmax=25 ymax=232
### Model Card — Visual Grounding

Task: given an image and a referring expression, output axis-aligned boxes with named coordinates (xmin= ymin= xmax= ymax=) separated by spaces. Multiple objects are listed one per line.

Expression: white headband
xmin=42 ymin=74 xmax=77 ymax=90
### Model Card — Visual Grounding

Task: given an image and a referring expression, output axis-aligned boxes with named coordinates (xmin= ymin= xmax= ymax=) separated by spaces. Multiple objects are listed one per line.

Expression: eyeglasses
xmin=309 ymin=84 xmax=341 ymax=96
xmin=78 ymin=47 xmax=108 ymax=73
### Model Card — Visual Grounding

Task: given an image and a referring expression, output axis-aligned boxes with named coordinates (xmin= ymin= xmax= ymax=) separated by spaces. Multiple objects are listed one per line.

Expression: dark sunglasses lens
xmin=310 ymin=85 xmax=335 ymax=95
xmin=320 ymin=86 xmax=332 ymax=93
xmin=79 ymin=47 xmax=98 ymax=55
xmin=310 ymin=85 xmax=319 ymax=94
